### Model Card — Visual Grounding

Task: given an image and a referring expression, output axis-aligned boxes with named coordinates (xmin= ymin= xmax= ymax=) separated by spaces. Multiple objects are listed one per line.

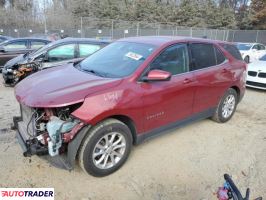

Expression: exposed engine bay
xmin=4 ymin=62 xmax=40 ymax=85
xmin=14 ymin=103 xmax=84 ymax=158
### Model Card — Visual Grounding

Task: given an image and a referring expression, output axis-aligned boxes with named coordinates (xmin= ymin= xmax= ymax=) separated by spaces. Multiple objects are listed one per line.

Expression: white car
xmin=236 ymin=43 xmax=266 ymax=63
xmin=246 ymin=54 xmax=266 ymax=90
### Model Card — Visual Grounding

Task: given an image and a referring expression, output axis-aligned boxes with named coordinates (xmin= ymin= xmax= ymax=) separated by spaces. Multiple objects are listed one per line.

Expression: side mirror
xmin=142 ymin=69 xmax=171 ymax=82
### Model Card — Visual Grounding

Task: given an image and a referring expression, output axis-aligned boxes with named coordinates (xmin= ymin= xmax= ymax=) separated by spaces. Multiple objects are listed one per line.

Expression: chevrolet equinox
xmin=14 ymin=36 xmax=246 ymax=177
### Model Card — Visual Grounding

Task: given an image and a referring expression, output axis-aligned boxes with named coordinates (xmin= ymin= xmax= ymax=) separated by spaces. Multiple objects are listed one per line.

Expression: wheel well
xmin=230 ymin=86 xmax=240 ymax=102
xmin=109 ymin=115 xmax=137 ymax=145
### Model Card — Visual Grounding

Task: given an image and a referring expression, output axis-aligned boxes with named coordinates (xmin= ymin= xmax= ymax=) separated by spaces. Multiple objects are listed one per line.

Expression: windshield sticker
xmin=125 ymin=52 xmax=143 ymax=60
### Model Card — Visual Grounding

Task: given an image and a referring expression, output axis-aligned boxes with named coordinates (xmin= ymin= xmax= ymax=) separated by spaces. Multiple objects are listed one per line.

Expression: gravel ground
xmin=0 ymin=75 xmax=265 ymax=200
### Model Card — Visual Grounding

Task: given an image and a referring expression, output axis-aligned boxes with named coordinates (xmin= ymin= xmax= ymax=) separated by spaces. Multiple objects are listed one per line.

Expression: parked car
xmin=2 ymin=38 xmax=110 ymax=85
xmin=236 ymin=43 xmax=266 ymax=63
xmin=0 ymin=38 xmax=50 ymax=73
xmin=0 ymin=35 xmax=12 ymax=43
xmin=246 ymin=54 xmax=266 ymax=90
xmin=13 ymin=36 xmax=246 ymax=177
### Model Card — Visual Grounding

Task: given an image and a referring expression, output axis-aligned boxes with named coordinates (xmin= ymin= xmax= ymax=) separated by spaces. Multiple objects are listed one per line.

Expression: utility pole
xmin=43 ymin=0 xmax=47 ymax=34
xmin=111 ymin=20 xmax=114 ymax=39
xmin=80 ymin=17 xmax=83 ymax=37
xmin=136 ymin=22 xmax=139 ymax=37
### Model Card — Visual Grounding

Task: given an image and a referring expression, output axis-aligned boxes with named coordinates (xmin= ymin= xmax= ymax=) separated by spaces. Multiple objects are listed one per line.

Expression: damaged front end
xmin=13 ymin=103 xmax=89 ymax=170
xmin=3 ymin=62 xmax=40 ymax=85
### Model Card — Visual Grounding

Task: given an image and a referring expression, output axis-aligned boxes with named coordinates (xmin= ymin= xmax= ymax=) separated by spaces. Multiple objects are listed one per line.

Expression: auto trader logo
xmin=0 ymin=188 xmax=54 ymax=199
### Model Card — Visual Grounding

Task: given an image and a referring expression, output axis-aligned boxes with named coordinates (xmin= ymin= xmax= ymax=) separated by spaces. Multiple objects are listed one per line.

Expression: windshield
xmin=29 ymin=42 xmax=54 ymax=57
xmin=78 ymin=41 xmax=156 ymax=78
xmin=259 ymin=54 xmax=266 ymax=61
xmin=237 ymin=44 xmax=252 ymax=51
xmin=0 ymin=40 xmax=9 ymax=46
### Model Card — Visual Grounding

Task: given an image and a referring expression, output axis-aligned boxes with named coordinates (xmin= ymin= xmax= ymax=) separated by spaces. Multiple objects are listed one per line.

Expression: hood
xmin=239 ymin=50 xmax=249 ymax=54
xmin=4 ymin=54 xmax=27 ymax=69
xmin=15 ymin=64 xmax=122 ymax=108
xmin=248 ymin=60 xmax=266 ymax=72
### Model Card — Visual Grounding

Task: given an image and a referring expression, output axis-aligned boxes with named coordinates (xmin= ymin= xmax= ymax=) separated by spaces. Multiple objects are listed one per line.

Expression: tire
xmin=78 ymin=118 xmax=132 ymax=177
xmin=244 ymin=56 xmax=250 ymax=63
xmin=212 ymin=88 xmax=238 ymax=123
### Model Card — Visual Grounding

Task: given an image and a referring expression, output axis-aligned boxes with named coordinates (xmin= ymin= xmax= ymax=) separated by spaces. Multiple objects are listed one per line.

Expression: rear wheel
xmin=212 ymin=88 xmax=238 ymax=123
xmin=79 ymin=118 xmax=132 ymax=177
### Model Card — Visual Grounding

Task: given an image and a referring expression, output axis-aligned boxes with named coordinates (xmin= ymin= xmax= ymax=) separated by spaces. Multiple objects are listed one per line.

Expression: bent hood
xmin=248 ymin=60 xmax=266 ymax=72
xmin=4 ymin=54 xmax=26 ymax=69
xmin=15 ymin=64 xmax=122 ymax=108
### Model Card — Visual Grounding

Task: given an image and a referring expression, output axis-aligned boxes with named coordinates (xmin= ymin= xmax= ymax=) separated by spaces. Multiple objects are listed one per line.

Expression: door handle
xmin=183 ymin=78 xmax=192 ymax=84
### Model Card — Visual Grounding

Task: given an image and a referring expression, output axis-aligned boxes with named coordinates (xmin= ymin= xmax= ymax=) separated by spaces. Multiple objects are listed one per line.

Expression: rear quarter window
xmin=221 ymin=44 xmax=243 ymax=60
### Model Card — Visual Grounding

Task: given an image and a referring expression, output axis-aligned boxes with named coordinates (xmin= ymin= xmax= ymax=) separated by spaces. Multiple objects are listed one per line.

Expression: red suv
xmin=14 ymin=36 xmax=246 ymax=177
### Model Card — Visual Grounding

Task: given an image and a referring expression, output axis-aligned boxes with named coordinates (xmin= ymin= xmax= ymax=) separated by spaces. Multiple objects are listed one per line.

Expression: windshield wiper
xmin=82 ymin=69 xmax=106 ymax=77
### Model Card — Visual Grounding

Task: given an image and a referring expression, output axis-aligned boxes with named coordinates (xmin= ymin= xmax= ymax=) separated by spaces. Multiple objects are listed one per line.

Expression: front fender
xmin=71 ymin=90 xmax=128 ymax=124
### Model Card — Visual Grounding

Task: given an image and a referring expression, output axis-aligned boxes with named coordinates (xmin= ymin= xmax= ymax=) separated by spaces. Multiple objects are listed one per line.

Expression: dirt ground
xmin=0 ymin=75 xmax=265 ymax=200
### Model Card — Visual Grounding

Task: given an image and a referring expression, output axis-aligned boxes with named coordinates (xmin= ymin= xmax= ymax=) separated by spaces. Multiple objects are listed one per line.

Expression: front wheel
xmin=78 ymin=119 xmax=132 ymax=177
xmin=212 ymin=88 xmax=238 ymax=123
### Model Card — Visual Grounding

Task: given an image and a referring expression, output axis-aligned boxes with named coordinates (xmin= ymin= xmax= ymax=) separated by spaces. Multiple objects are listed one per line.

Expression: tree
xmin=250 ymin=0 xmax=266 ymax=29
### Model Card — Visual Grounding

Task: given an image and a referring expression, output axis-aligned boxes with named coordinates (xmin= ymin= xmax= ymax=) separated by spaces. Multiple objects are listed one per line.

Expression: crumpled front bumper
xmin=13 ymin=114 xmax=91 ymax=171
xmin=2 ymin=68 xmax=15 ymax=82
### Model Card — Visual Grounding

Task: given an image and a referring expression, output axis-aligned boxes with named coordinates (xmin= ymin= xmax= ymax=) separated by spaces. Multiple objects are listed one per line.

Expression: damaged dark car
xmin=0 ymin=38 xmax=50 ymax=73
xmin=2 ymin=38 xmax=110 ymax=85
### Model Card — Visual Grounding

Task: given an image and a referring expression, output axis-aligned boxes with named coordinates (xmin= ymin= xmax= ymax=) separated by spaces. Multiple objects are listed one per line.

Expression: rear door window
xmin=31 ymin=41 xmax=47 ymax=50
xmin=4 ymin=41 xmax=27 ymax=50
xmin=47 ymin=44 xmax=75 ymax=62
xmin=190 ymin=43 xmax=216 ymax=70
xmin=79 ymin=44 xmax=101 ymax=57
xmin=150 ymin=43 xmax=189 ymax=75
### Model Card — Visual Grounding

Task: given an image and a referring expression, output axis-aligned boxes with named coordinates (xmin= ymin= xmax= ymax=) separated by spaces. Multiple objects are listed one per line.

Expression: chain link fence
xmin=1 ymin=18 xmax=265 ymax=44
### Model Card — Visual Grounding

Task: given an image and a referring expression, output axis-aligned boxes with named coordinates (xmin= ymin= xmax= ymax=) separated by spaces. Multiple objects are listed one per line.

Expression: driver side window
xmin=47 ymin=44 xmax=75 ymax=62
xmin=4 ymin=41 xmax=27 ymax=50
xmin=150 ymin=44 xmax=189 ymax=75
xmin=252 ymin=45 xmax=259 ymax=50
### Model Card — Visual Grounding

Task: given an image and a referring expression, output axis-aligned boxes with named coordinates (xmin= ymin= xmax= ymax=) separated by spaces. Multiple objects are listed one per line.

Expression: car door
xmin=0 ymin=40 xmax=28 ymax=66
xmin=140 ymin=43 xmax=196 ymax=132
xmin=41 ymin=43 xmax=77 ymax=69
xmin=189 ymin=43 xmax=233 ymax=114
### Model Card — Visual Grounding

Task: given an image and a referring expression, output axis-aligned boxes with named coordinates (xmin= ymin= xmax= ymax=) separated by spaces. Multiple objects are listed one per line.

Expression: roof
xmin=118 ymin=36 xmax=231 ymax=46
xmin=4 ymin=37 xmax=50 ymax=42
xmin=236 ymin=42 xmax=266 ymax=45
xmin=56 ymin=37 xmax=111 ymax=44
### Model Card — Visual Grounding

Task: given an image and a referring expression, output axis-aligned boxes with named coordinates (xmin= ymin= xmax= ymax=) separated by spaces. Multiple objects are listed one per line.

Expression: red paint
xmin=15 ymin=36 xmax=246 ymax=135
xmin=146 ymin=70 xmax=171 ymax=81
